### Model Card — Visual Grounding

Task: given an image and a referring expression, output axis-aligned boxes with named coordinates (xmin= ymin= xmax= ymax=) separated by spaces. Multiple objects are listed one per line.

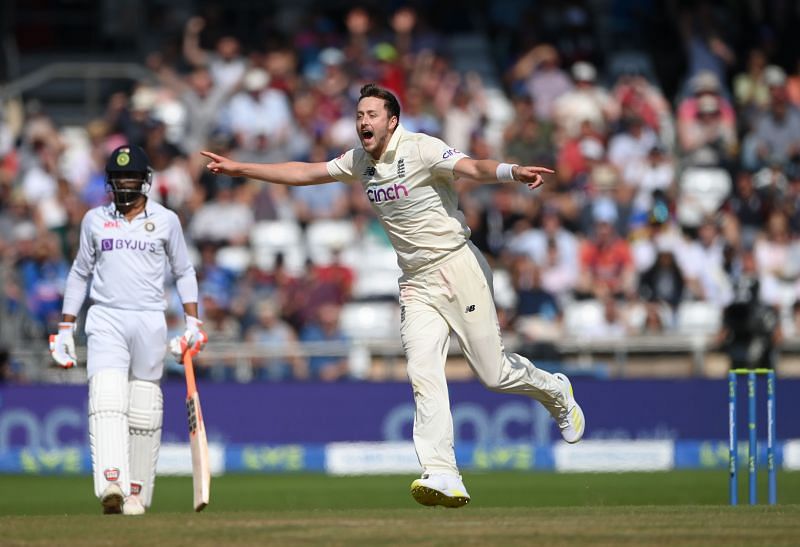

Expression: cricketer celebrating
xmin=202 ymin=84 xmax=584 ymax=508
xmin=49 ymin=145 xmax=207 ymax=515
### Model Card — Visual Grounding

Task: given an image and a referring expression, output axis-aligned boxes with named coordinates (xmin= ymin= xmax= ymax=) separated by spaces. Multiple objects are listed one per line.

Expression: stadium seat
xmin=491 ymin=268 xmax=517 ymax=310
xmin=249 ymin=220 xmax=306 ymax=273
xmin=675 ymin=301 xmax=722 ymax=335
xmin=306 ymin=219 xmax=357 ymax=265
xmin=352 ymin=268 xmax=400 ymax=300
xmin=677 ymin=168 xmax=732 ymax=227
xmin=340 ymin=302 xmax=401 ymax=341
xmin=563 ymin=300 xmax=606 ymax=337
xmin=215 ymin=246 xmax=251 ymax=275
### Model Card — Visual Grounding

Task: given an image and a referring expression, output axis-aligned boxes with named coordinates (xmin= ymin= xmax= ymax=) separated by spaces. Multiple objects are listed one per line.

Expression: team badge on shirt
xmin=397 ymin=158 xmax=406 ymax=178
xmin=145 ymin=222 xmax=155 ymax=232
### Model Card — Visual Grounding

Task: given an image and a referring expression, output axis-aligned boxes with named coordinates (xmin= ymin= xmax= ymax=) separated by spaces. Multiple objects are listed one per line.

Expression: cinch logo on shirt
xmin=101 ymin=238 xmax=157 ymax=253
xmin=442 ymin=148 xmax=461 ymax=159
xmin=367 ymin=182 xmax=409 ymax=203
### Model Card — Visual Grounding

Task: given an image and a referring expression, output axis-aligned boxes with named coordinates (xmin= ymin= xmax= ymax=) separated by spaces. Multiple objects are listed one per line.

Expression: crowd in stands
xmin=3 ymin=2 xmax=800 ymax=381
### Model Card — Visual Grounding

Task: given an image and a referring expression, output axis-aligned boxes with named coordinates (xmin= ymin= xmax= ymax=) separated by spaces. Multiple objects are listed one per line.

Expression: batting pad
xmin=128 ymin=380 xmax=163 ymax=507
xmin=88 ymin=369 xmax=130 ymax=498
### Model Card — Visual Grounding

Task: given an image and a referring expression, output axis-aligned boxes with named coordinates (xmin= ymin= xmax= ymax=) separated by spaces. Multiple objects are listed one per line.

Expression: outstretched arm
xmin=453 ymin=158 xmax=554 ymax=190
xmin=201 ymin=151 xmax=336 ymax=186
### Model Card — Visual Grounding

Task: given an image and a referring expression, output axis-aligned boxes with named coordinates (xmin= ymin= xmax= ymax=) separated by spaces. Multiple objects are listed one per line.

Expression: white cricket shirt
xmin=327 ymin=124 xmax=469 ymax=274
xmin=62 ymin=200 xmax=198 ymax=315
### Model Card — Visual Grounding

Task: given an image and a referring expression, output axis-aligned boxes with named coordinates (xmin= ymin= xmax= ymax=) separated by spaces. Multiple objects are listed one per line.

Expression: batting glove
xmin=169 ymin=315 xmax=208 ymax=359
xmin=49 ymin=322 xmax=77 ymax=368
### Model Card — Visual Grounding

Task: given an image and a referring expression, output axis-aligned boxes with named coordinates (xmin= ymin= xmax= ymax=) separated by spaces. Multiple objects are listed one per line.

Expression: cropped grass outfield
xmin=2 ymin=471 xmax=800 ymax=546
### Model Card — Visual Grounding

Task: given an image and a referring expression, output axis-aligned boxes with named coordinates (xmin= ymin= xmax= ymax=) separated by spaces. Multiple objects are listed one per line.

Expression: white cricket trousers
xmin=85 ymin=305 xmax=167 ymax=381
xmin=399 ymin=242 xmax=564 ymax=476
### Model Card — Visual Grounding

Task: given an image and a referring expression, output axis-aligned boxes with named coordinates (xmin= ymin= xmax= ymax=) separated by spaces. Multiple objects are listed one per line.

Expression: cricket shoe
xmin=100 ymin=483 xmax=124 ymax=515
xmin=410 ymin=473 xmax=470 ymax=508
xmin=553 ymin=372 xmax=585 ymax=443
xmin=122 ymin=494 xmax=145 ymax=516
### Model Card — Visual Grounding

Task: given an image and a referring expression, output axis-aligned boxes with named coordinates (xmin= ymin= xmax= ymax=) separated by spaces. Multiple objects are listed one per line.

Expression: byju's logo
xmin=100 ymin=238 xmax=156 ymax=253
xmin=367 ymin=182 xmax=409 ymax=203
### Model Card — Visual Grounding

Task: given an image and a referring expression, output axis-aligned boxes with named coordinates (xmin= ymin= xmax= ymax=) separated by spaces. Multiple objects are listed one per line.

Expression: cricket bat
xmin=184 ymin=351 xmax=211 ymax=511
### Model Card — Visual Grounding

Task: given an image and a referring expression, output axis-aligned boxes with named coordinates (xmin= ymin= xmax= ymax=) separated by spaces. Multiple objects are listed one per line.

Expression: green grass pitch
xmin=2 ymin=471 xmax=799 ymax=545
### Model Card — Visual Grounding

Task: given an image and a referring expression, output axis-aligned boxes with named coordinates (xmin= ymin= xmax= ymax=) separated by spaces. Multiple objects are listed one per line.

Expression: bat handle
xmin=184 ymin=351 xmax=198 ymax=396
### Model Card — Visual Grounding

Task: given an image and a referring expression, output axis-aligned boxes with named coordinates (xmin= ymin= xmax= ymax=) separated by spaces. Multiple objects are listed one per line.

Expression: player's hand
xmin=513 ymin=165 xmax=554 ymax=190
xmin=169 ymin=315 xmax=208 ymax=360
xmin=49 ymin=322 xmax=77 ymax=368
xmin=200 ymin=151 xmax=243 ymax=177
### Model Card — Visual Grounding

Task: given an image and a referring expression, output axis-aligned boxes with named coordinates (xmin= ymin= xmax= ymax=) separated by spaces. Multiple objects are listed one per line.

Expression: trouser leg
xmin=400 ymin=297 xmax=458 ymax=476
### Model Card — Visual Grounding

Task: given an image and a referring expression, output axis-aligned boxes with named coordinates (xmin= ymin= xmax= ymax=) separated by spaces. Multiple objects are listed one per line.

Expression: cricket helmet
xmin=105 ymin=145 xmax=152 ymax=207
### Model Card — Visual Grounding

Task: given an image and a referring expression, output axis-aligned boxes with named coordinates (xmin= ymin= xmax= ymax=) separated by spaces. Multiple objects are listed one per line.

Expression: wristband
xmin=58 ymin=322 xmax=75 ymax=332
xmin=496 ymin=163 xmax=519 ymax=182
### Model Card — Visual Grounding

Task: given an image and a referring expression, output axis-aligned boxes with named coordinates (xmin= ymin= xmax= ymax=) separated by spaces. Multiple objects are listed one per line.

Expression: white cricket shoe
xmin=410 ymin=473 xmax=471 ymax=508
xmin=553 ymin=372 xmax=585 ymax=443
xmin=100 ymin=483 xmax=124 ymax=515
xmin=122 ymin=494 xmax=145 ymax=516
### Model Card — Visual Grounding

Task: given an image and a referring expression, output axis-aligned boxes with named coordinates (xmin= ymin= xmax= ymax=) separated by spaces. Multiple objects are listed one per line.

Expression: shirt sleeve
xmin=62 ymin=213 xmax=96 ymax=317
xmin=165 ymin=212 xmax=199 ymax=305
xmin=417 ymin=135 xmax=469 ymax=180
xmin=326 ymin=149 xmax=359 ymax=183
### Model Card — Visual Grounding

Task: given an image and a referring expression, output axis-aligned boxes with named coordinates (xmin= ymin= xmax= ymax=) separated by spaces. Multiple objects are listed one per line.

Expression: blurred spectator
xmin=676 ymin=71 xmax=736 ymax=142
xmin=624 ymin=144 xmax=675 ymax=215
xmin=502 ymin=94 xmax=554 ymax=166
xmin=152 ymin=63 xmax=234 ymax=156
xmin=677 ymin=94 xmax=737 ymax=168
xmin=508 ymin=44 xmax=572 ymax=122
xmin=717 ymin=249 xmax=781 ymax=369
xmin=553 ymin=61 xmax=620 ymax=141
xmin=555 ymin=122 xmax=605 ymax=194
xmin=675 ymin=216 xmax=730 ymax=306
xmin=227 ymin=68 xmax=292 ymax=159
xmin=677 ymin=3 xmax=736 ymax=94
xmin=723 ymin=168 xmax=770 ymax=249
xmin=612 ymin=69 xmax=673 ymax=140
xmin=299 ymin=302 xmax=350 ymax=381
xmin=442 ymin=73 xmax=487 ymax=155
xmin=508 ymin=255 xmax=562 ymax=344
xmin=638 ymin=240 xmax=684 ymax=311
xmin=190 ymin=180 xmax=254 ymax=246
xmin=733 ymin=49 xmax=771 ymax=130
xmin=576 ymin=198 xmax=636 ymax=300
xmin=401 ymin=86 xmax=441 ymax=137
xmin=182 ymin=16 xmax=247 ymax=91
xmin=291 ymin=146 xmax=350 ymax=225
xmin=608 ymin=114 xmax=659 ymax=182
xmin=15 ymin=231 xmax=68 ymax=329
xmin=742 ymin=69 xmax=800 ymax=171
xmin=754 ymin=211 xmax=800 ymax=308
xmin=504 ymin=206 xmax=578 ymax=298
xmin=245 ymin=299 xmax=308 ymax=381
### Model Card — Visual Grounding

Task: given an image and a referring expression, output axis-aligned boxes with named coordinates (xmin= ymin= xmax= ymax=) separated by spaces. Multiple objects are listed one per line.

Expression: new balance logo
xmin=363 ymin=166 xmax=376 ymax=177
xmin=465 ymin=305 xmax=476 ymax=313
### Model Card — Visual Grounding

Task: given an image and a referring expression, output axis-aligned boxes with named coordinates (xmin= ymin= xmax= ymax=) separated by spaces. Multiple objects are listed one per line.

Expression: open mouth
xmin=361 ymin=130 xmax=374 ymax=144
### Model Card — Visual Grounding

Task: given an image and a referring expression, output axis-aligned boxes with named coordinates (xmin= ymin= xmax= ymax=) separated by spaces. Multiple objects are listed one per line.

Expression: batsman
xmin=49 ymin=145 xmax=207 ymax=515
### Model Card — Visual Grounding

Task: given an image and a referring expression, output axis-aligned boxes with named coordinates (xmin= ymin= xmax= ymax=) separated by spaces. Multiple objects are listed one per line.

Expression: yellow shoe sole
xmin=410 ymin=481 xmax=470 ymax=508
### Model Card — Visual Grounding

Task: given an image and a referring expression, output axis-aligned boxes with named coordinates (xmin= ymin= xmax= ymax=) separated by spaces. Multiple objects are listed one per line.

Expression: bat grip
xmin=184 ymin=351 xmax=198 ymax=397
